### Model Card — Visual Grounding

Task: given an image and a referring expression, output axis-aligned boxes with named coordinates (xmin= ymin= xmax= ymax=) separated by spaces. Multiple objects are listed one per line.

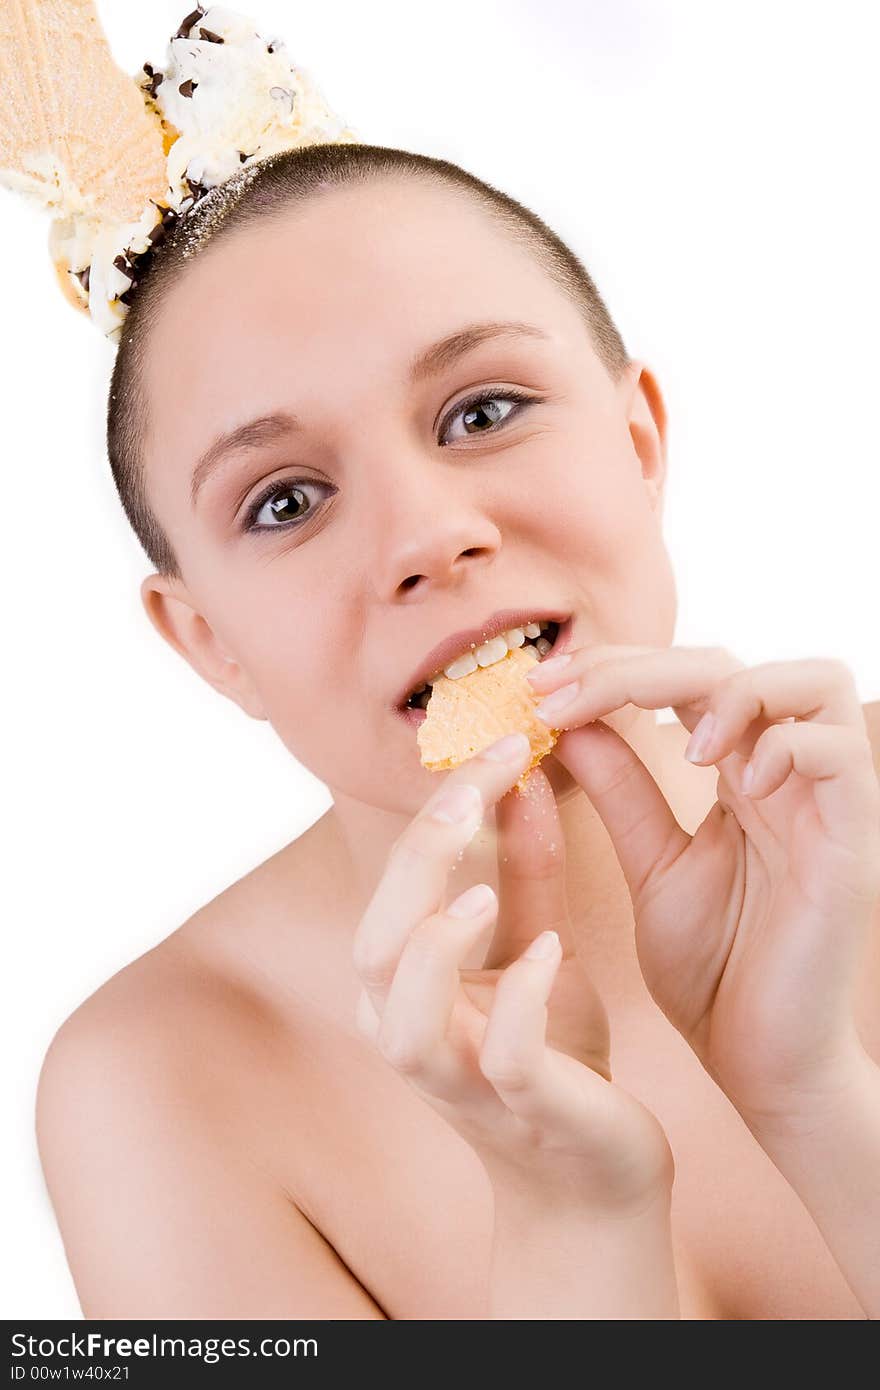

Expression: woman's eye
xmin=439 ymin=388 xmax=535 ymax=445
xmin=242 ymin=389 xmax=537 ymax=533
xmin=244 ymin=479 xmax=332 ymax=533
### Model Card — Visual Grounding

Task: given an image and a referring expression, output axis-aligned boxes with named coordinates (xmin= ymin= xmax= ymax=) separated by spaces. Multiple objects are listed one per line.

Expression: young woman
xmin=35 ymin=142 xmax=880 ymax=1320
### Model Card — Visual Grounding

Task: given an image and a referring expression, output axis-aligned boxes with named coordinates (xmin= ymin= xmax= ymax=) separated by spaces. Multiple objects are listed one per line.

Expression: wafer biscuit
xmin=417 ymin=644 xmax=560 ymax=792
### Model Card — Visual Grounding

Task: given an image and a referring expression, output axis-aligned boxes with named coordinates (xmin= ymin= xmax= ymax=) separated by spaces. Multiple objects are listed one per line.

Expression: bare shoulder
xmin=36 ymin=841 xmax=318 ymax=1178
xmin=35 ymin=831 xmax=383 ymax=1318
xmin=37 ymin=809 xmax=337 ymax=1159
xmin=38 ymin=918 xmax=284 ymax=1122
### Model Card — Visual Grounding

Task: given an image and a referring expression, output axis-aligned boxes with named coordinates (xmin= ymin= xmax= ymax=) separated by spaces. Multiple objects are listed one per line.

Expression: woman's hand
xmin=527 ymin=645 xmax=880 ymax=1130
xmin=351 ymin=731 xmax=673 ymax=1213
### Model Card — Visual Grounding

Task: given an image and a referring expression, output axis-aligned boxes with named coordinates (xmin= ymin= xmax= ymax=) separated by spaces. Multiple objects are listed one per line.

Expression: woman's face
xmin=140 ymin=178 xmax=676 ymax=814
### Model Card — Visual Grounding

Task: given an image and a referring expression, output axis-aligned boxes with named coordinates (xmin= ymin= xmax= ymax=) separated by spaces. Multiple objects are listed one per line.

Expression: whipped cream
xmin=49 ymin=4 xmax=359 ymax=342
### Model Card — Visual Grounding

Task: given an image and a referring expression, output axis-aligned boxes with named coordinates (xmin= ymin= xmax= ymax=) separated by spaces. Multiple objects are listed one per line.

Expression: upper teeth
xmin=420 ymin=620 xmax=553 ymax=690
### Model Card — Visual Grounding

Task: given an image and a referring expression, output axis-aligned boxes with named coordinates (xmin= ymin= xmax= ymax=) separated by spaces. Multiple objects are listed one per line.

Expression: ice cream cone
xmin=0 ymin=3 xmax=361 ymax=339
xmin=0 ymin=0 xmax=168 ymax=222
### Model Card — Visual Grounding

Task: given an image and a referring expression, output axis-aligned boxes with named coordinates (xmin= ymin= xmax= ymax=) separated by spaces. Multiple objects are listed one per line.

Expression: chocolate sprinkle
xmin=197 ymin=28 xmax=225 ymax=44
xmin=178 ymin=78 xmax=198 ymax=98
xmin=185 ymin=174 xmax=211 ymax=200
xmin=106 ymin=204 xmax=186 ymax=307
xmin=141 ymin=63 xmax=164 ymax=99
xmin=175 ymin=6 xmax=206 ymax=41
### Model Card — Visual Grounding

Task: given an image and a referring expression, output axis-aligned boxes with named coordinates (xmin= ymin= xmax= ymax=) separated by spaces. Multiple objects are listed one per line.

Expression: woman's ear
xmin=139 ymin=574 xmax=267 ymax=721
xmin=619 ymin=359 xmax=669 ymax=517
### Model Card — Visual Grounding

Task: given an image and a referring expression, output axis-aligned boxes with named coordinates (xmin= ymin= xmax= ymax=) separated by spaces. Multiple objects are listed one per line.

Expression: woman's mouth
xmin=398 ymin=615 xmax=572 ymax=727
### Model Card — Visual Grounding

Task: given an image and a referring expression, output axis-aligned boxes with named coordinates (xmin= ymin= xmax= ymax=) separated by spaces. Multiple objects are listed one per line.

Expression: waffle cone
xmin=417 ymin=644 xmax=560 ymax=792
xmin=0 ymin=0 xmax=168 ymax=227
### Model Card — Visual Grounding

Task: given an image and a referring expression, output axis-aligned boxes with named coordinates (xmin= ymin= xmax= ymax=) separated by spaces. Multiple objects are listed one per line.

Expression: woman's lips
xmin=397 ymin=614 xmax=574 ymax=728
xmin=401 ymin=705 xmax=429 ymax=728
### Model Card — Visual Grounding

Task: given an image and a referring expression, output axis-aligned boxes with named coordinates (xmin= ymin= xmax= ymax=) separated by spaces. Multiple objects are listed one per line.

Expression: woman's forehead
xmin=149 ymin=188 xmax=575 ymax=387
xmin=151 ymin=180 xmax=567 ymax=362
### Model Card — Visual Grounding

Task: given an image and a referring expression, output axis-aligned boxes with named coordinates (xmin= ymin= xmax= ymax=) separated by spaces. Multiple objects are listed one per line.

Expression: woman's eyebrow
xmin=189 ymin=319 xmax=550 ymax=507
xmin=407 ymin=318 xmax=549 ymax=384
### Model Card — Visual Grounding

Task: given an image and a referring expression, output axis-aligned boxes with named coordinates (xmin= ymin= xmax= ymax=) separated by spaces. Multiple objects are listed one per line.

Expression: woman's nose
xmin=368 ymin=457 xmax=503 ymax=599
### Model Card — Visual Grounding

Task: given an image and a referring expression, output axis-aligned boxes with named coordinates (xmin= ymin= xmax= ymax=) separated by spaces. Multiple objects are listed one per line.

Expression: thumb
xmin=551 ymin=721 xmax=690 ymax=904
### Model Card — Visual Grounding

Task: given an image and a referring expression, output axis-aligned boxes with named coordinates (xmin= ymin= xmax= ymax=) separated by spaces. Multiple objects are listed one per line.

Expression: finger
xmin=525 ymin=643 xmax=666 ymax=693
xmin=531 ymin=645 xmax=780 ymax=752
xmin=678 ymin=658 xmax=867 ymax=767
xmin=482 ymin=767 xmax=575 ymax=969
xmin=527 ymin=644 xmax=745 ymax=738
xmin=352 ymin=733 xmax=531 ymax=1014
xmin=743 ymin=722 xmax=880 ymax=865
xmin=479 ymin=931 xmax=610 ymax=1129
xmin=551 ymin=720 xmax=691 ymax=905
xmin=376 ymin=885 xmax=499 ymax=1100
xmin=355 ymin=987 xmax=381 ymax=1042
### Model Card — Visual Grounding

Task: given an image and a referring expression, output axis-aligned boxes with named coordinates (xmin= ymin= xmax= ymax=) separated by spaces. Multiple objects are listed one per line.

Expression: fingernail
xmin=527 ymin=652 xmax=572 ymax=683
xmin=534 ymin=681 xmax=579 ymax=722
xmin=483 ymin=731 xmax=530 ymax=762
xmin=431 ymin=782 xmax=482 ymax=823
xmin=685 ymin=711 xmax=716 ymax=763
xmin=447 ymin=883 xmax=496 ymax=918
xmin=524 ymin=929 xmax=560 ymax=960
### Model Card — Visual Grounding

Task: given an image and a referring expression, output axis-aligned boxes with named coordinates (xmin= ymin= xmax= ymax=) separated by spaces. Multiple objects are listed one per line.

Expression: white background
xmin=2 ymin=0 xmax=877 ymax=1318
